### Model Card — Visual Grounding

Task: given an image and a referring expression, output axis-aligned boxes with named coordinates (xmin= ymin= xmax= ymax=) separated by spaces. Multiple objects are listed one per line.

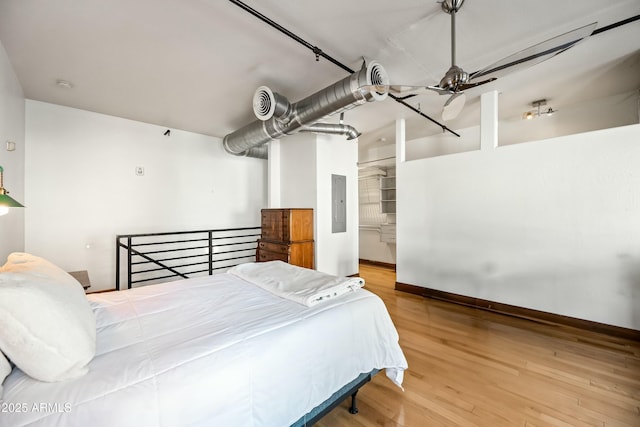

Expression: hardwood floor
xmin=316 ymin=264 xmax=640 ymax=427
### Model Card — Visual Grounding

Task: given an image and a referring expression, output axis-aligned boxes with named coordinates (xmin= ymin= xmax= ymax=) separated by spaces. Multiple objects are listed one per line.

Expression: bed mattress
xmin=1 ymin=271 xmax=407 ymax=426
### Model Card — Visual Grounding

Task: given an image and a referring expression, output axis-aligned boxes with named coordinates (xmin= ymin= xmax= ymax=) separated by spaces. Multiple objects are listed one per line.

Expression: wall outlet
xmin=135 ymin=166 xmax=144 ymax=176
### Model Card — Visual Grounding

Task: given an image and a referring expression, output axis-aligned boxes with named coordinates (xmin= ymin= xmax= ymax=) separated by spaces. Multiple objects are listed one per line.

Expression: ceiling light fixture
xmin=522 ymin=99 xmax=557 ymax=120
xmin=0 ymin=165 xmax=24 ymax=216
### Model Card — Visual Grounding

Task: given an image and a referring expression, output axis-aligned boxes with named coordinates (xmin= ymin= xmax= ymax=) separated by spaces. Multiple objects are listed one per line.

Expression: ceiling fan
xmin=372 ymin=0 xmax=597 ymax=121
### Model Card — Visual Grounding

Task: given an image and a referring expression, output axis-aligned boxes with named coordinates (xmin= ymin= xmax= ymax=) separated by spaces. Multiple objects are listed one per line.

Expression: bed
xmin=0 ymin=254 xmax=407 ymax=426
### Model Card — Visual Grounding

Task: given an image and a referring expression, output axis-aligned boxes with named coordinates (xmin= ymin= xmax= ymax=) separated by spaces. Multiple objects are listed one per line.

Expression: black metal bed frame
xmin=115 ymin=226 xmax=261 ymax=290
xmin=290 ymin=369 xmax=379 ymax=427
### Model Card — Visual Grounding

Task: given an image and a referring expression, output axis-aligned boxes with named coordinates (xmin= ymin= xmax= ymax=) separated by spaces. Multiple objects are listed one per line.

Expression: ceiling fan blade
xmin=442 ymin=92 xmax=466 ymax=121
xmin=360 ymin=81 xmax=460 ymax=99
xmin=359 ymin=84 xmax=429 ymax=96
xmin=381 ymin=84 xmax=455 ymax=102
xmin=469 ymin=22 xmax=597 ymax=82
xmin=426 ymin=85 xmax=454 ymax=95
xmin=457 ymin=77 xmax=497 ymax=91
xmin=389 ymin=84 xmax=428 ymax=94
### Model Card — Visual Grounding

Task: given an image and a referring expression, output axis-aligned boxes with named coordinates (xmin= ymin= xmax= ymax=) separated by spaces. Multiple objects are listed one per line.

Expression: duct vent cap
xmin=369 ymin=64 xmax=386 ymax=86
xmin=366 ymin=61 xmax=389 ymax=101
xmin=253 ymin=86 xmax=276 ymax=121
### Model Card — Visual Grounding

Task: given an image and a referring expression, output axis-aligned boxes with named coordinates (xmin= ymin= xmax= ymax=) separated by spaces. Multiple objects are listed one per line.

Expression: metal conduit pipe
xmin=222 ymin=60 xmax=388 ymax=158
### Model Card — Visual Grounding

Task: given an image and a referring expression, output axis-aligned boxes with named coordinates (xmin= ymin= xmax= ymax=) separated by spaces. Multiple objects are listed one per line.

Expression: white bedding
xmin=0 ymin=269 xmax=407 ymax=427
xmin=228 ymin=260 xmax=365 ymax=306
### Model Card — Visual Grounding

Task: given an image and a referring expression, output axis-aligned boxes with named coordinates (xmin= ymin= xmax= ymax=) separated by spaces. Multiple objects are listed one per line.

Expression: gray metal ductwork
xmin=223 ymin=61 xmax=388 ymax=159
xmin=299 ymin=123 xmax=361 ymax=140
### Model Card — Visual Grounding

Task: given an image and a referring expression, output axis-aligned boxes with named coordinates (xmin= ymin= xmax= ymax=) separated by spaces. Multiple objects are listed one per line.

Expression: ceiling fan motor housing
xmin=439 ymin=65 xmax=469 ymax=92
xmin=441 ymin=0 xmax=465 ymax=14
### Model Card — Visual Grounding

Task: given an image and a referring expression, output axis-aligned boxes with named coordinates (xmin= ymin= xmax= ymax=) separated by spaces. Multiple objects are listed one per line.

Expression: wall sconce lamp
xmin=0 ymin=165 xmax=24 ymax=216
xmin=522 ymin=99 xmax=557 ymax=120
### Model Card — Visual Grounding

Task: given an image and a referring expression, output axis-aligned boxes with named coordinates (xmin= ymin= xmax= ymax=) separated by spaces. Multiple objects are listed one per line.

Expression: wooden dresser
xmin=257 ymin=208 xmax=314 ymax=269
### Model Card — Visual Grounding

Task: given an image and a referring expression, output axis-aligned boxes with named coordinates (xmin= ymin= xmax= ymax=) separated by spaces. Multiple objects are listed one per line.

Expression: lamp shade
xmin=0 ymin=165 xmax=24 ymax=211
xmin=0 ymin=193 xmax=24 ymax=208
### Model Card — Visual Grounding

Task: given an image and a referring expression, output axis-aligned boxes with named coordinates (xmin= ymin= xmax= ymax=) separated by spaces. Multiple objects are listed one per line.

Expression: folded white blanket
xmin=228 ymin=261 xmax=364 ymax=306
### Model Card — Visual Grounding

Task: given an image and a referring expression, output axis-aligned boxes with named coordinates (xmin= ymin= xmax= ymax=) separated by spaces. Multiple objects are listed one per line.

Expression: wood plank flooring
xmin=316 ymin=264 xmax=640 ymax=427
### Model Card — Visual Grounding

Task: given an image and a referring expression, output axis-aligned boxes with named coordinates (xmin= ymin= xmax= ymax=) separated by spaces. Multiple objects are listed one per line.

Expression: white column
xmin=395 ymin=118 xmax=406 ymax=163
xmin=267 ymin=140 xmax=280 ymax=208
xmin=480 ymin=90 xmax=499 ymax=151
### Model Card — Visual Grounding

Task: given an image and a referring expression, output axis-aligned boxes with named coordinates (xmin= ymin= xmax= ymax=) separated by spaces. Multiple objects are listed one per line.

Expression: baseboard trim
xmin=359 ymin=259 xmax=396 ymax=271
xmin=395 ymin=282 xmax=640 ymax=342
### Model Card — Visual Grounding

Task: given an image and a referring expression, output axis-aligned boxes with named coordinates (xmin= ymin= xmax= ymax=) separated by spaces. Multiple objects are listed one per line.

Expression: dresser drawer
xmin=257 ymin=249 xmax=290 ymax=263
xmin=258 ymin=240 xmax=290 ymax=254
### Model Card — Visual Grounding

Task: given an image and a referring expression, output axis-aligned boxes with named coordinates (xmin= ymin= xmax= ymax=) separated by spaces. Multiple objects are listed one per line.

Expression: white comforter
xmin=228 ymin=260 xmax=365 ymax=306
xmin=1 ymin=270 xmax=407 ymax=427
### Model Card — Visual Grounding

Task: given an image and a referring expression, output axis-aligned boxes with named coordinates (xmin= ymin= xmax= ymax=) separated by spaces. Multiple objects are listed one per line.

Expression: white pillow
xmin=0 ymin=350 xmax=11 ymax=397
xmin=0 ymin=252 xmax=96 ymax=382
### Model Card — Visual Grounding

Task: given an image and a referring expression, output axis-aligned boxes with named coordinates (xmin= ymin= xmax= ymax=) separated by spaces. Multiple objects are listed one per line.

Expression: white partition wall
xmin=397 ymin=124 xmax=640 ymax=330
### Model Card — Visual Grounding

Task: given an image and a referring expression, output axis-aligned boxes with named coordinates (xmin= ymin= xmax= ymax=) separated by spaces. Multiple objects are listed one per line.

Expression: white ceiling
xmin=0 ymin=0 xmax=638 ymax=148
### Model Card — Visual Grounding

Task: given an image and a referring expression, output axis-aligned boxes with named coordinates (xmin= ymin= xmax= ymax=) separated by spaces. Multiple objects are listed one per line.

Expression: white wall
xmin=359 ymin=229 xmax=395 ymax=264
xmin=407 ymin=126 xmax=480 ymax=160
xmin=500 ymin=90 xmax=639 ymax=146
xmin=397 ymin=124 xmax=640 ymax=330
xmin=403 ymin=90 xmax=640 ymax=161
xmin=279 ymin=134 xmax=317 ymax=209
xmin=0 ymin=39 xmax=25 ymax=262
xmin=278 ymin=133 xmax=359 ymax=276
xmin=25 ymin=101 xmax=267 ymax=290
xmin=315 ymin=135 xmax=359 ymax=276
